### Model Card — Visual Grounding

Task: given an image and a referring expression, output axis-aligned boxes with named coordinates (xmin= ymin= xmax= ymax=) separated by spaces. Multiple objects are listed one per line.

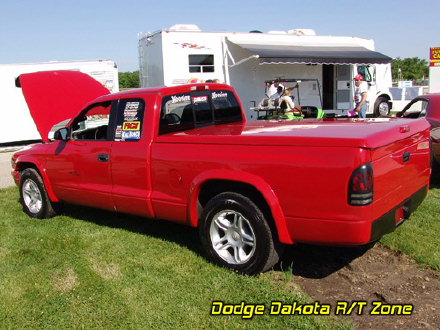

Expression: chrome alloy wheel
xmin=378 ymin=101 xmax=390 ymax=116
xmin=22 ymin=179 xmax=43 ymax=214
xmin=209 ymin=210 xmax=256 ymax=265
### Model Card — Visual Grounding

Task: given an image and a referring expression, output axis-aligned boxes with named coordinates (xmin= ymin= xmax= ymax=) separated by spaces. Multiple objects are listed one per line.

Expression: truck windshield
xmin=159 ymin=90 xmax=242 ymax=135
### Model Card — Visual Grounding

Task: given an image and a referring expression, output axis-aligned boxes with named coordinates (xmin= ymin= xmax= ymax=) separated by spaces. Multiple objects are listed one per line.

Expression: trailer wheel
xmin=20 ymin=168 xmax=58 ymax=219
xmin=374 ymin=97 xmax=390 ymax=117
xmin=199 ymin=192 xmax=282 ymax=275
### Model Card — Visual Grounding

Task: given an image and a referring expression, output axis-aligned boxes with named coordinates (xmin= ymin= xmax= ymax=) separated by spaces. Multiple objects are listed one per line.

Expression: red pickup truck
xmin=11 ymin=71 xmax=431 ymax=275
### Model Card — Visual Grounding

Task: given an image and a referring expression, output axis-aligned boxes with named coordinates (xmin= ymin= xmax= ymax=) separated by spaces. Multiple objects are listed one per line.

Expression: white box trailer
xmin=429 ymin=65 xmax=440 ymax=93
xmin=0 ymin=59 xmax=119 ymax=144
xmin=138 ymin=25 xmax=393 ymax=120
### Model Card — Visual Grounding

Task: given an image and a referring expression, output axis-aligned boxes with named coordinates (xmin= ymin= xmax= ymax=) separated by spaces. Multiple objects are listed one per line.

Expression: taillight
xmin=349 ymin=163 xmax=374 ymax=206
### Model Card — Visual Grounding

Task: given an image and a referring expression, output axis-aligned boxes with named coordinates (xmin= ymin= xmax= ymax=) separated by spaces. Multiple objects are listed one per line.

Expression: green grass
xmin=0 ymin=187 xmax=349 ymax=330
xmin=380 ymin=186 xmax=439 ymax=270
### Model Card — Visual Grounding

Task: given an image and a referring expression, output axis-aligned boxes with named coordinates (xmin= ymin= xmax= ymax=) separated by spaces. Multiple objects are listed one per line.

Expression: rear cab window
xmin=159 ymin=90 xmax=242 ymax=135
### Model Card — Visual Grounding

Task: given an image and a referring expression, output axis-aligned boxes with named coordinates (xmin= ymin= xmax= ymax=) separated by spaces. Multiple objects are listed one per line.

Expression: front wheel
xmin=20 ymin=168 xmax=58 ymax=219
xmin=199 ymin=192 xmax=282 ymax=275
xmin=374 ymin=97 xmax=390 ymax=117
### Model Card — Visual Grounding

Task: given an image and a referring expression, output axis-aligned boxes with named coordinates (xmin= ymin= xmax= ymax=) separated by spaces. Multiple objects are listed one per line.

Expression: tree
xmin=392 ymin=57 xmax=429 ymax=81
xmin=119 ymin=71 xmax=140 ymax=89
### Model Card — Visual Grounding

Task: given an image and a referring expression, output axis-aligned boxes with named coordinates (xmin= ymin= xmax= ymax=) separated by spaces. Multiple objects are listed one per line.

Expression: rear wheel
xmin=199 ymin=192 xmax=282 ymax=275
xmin=374 ymin=97 xmax=390 ymax=117
xmin=20 ymin=168 xmax=58 ymax=219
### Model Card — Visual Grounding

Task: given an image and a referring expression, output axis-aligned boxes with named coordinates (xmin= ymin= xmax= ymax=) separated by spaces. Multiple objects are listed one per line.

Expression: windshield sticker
xmin=122 ymin=131 xmax=141 ymax=140
xmin=125 ymin=101 xmax=140 ymax=110
xmin=115 ymin=125 xmax=122 ymax=139
xmin=123 ymin=101 xmax=141 ymax=118
xmin=123 ymin=121 xmax=141 ymax=131
xmin=192 ymin=96 xmax=208 ymax=104
xmin=171 ymin=95 xmax=191 ymax=104
xmin=212 ymin=91 xmax=228 ymax=99
xmin=124 ymin=110 xmax=138 ymax=118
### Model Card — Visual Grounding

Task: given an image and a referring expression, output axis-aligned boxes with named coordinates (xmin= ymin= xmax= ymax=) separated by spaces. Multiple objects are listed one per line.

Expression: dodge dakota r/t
xmin=11 ymin=71 xmax=431 ymax=274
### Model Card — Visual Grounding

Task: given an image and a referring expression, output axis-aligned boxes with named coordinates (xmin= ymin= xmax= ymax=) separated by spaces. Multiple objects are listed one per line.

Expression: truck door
xmin=336 ymin=65 xmax=352 ymax=110
xmin=45 ymin=101 xmax=114 ymax=210
xmin=110 ymin=98 xmax=154 ymax=218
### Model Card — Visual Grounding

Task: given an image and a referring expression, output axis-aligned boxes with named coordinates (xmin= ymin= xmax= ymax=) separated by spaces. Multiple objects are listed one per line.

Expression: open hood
xmin=16 ymin=70 xmax=110 ymax=142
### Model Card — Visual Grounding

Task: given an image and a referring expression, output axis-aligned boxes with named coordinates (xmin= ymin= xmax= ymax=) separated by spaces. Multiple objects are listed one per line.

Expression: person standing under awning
xmin=353 ymin=74 xmax=368 ymax=118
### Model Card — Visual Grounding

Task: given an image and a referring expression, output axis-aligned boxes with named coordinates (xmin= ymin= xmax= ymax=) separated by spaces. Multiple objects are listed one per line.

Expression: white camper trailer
xmin=138 ymin=24 xmax=393 ymax=119
xmin=0 ymin=60 xmax=118 ymax=144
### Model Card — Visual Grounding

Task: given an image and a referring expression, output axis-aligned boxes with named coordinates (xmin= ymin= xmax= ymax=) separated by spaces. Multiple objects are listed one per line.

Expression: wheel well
xmin=378 ymin=94 xmax=390 ymax=100
xmin=16 ymin=162 xmax=40 ymax=175
xmin=198 ymin=180 xmax=274 ymax=228
xmin=16 ymin=163 xmax=46 ymax=188
xmin=375 ymin=94 xmax=391 ymax=106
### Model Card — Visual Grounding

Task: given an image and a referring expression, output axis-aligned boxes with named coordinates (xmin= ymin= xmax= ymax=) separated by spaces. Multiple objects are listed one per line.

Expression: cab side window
xmin=114 ymin=99 xmax=146 ymax=141
xmin=71 ymin=101 xmax=112 ymax=140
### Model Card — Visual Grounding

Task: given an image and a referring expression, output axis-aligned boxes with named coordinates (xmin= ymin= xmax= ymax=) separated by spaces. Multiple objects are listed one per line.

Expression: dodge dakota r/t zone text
xmin=12 ymin=71 xmax=431 ymax=275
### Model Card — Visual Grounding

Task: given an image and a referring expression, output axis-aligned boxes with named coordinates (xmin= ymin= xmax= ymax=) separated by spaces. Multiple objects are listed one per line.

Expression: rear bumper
xmin=286 ymin=185 xmax=428 ymax=246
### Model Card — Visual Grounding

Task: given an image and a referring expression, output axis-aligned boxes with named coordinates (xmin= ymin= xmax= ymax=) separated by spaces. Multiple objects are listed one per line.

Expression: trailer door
xmin=336 ymin=65 xmax=352 ymax=110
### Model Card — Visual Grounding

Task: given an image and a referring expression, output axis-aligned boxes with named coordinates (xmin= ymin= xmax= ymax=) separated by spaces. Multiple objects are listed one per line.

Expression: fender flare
xmin=188 ymin=169 xmax=293 ymax=244
xmin=15 ymin=155 xmax=60 ymax=203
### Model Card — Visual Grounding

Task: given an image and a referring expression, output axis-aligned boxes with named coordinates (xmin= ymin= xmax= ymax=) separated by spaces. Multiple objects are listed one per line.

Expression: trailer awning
xmin=228 ymin=42 xmax=392 ymax=65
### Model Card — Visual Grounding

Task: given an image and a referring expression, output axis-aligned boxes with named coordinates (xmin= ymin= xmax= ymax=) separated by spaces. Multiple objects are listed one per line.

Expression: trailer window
xmin=357 ymin=66 xmax=372 ymax=82
xmin=189 ymin=55 xmax=214 ymax=73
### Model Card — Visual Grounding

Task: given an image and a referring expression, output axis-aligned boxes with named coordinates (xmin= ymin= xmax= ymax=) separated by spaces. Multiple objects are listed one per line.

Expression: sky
xmin=1 ymin=0 xmax=439 ymax=72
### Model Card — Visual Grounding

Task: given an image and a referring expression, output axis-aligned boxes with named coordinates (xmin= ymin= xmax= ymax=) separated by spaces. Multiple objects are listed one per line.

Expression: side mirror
xmin=54 ymin=127 xmax=69 ymax=141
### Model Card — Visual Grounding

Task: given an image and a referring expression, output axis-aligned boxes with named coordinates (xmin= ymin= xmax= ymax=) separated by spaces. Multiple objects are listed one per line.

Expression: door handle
xmin=98 ymin=153 xmax=110 ymax=162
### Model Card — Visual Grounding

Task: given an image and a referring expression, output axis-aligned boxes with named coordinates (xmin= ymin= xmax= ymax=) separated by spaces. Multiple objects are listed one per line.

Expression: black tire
xmin=19 ymin=168 xmax=58 ymax=219
xmin=374 ymin=97 xmax=390 ymax=117
xmin=199 ymin=192 xmax=282 ymax=275
xmin=431 ymin=154 xmax=440 ymax=183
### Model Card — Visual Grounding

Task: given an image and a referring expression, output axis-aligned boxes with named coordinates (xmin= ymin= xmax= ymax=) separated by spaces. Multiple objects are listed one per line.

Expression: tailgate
xmin=371 ymin=126 xmax=431 ymax=218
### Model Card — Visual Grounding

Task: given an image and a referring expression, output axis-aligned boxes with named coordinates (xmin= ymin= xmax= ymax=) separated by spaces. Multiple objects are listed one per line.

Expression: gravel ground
xmin=0 ymin=150 xmax=18 ymax=189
